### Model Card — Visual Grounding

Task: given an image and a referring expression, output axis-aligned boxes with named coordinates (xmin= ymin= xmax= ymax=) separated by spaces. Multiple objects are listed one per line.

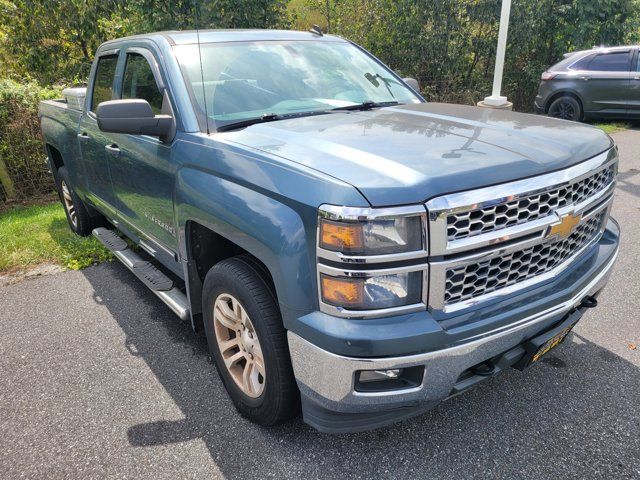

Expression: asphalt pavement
xmin=1 ymin=129 xmax=639 ymax=479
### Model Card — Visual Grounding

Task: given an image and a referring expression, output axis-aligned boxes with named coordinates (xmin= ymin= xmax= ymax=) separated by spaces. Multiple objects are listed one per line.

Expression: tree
xmin=0 ymin=0 xmax=290 ymax=85
xmin=0 ymin=1 xmax=129 ymax=84
xmin=125 ymin=0 xmax=290 ymax=32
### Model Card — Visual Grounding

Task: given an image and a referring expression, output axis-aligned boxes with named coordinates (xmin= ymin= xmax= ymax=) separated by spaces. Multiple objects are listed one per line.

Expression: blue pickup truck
xmin=39 ymin=29 xmax=620 ymax=433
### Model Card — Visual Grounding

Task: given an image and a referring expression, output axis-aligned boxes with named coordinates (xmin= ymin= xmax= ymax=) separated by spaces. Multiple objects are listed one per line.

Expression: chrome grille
xmin=444 ymin=212 xmax=606 ymax=305
xmin=446 ymin=164 xmax=616 ymax=241
xmin=426 ymin=149 xmax=618 ymax=312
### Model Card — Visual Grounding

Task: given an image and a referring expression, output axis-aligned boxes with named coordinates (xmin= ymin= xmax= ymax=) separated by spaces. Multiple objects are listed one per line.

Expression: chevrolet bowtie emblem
xmin=547 ymin=212 xmax=582 ymax=240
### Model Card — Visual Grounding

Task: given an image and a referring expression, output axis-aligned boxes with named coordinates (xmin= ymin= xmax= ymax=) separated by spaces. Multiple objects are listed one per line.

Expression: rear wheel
xmin=55 ymin=167 xmax=97 ymax=236
xmin=202 ymin=256 xmax=299 ymax=426
xmin=548 ymin=95 xmax=582 ymax=122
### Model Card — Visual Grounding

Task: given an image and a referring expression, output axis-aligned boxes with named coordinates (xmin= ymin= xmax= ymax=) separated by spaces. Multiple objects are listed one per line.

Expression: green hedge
xmin=314 ymin=0 xmax=637 ymax=112
xmin=0 ymin=79 xmax=61 ymax=202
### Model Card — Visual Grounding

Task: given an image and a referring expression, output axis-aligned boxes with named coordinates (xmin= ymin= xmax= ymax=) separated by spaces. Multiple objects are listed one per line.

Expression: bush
xmin=0 ymin=79 xmax=61 ymax=202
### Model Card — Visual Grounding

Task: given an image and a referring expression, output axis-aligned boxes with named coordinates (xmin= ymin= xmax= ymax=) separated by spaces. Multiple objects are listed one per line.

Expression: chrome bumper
xmin=288 ymin=246 xmax=618 ymax=413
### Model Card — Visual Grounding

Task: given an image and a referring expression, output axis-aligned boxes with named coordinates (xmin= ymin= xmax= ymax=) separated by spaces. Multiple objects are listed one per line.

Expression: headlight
xmin=319 ymin=216 xmax=423 ymax=255
xmin=317 ymin=205 xmax=427 ymax=260
xmin=319 ymin=269 xmax=423 ymax=311
xmin=316 ymin=205 xmax=428 ymax=318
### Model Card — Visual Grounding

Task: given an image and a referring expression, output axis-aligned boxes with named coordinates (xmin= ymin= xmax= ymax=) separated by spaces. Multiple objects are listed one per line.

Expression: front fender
xmin=173 ymin=138 xmax=368 ymax=327
xmin=176 ymin=168 xmax=312 ymax=319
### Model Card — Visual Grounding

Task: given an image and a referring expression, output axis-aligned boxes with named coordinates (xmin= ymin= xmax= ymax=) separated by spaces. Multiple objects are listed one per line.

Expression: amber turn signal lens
xmin=320 ymin=275 xmax=364 ymax=307
xmin=319 ymin=219 xmax=364 ymax=252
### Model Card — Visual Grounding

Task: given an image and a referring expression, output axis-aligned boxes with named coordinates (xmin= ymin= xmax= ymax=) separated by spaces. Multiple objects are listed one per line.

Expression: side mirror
xmin=403 ymin=77 xmax=420 ymax=92
xmin=96 ymin=99 xmax=173 ymax=138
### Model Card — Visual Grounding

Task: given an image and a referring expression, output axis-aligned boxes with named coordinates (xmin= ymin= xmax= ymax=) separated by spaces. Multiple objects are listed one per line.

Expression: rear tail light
xmin=541 ymin=72 xmax=557 ymax=81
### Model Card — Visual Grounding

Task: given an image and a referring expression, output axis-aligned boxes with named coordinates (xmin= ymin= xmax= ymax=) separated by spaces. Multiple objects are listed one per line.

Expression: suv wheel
xmin=55 ymin=167 xmax=98 ymax=236
xmin=548 ymin=95 xmax=582 ymax=121
xmin=202 ymin=256 xmax=299 ymax=426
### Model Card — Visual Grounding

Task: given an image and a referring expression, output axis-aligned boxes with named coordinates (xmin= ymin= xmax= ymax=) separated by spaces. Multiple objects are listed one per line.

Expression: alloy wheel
xmin=213 ymin=293 xmax=266 ymax=398
xmin=61 ymin=181 xmax=77 ymax=228
xmin=550 ymin=101 xmax=575 ymax=120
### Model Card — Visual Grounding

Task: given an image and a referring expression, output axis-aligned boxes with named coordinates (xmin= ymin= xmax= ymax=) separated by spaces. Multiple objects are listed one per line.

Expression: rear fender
xmin=39 ymin=109 xmax=83 ymax=189
xmin=544 ymin=87 xmax=586 ymax=113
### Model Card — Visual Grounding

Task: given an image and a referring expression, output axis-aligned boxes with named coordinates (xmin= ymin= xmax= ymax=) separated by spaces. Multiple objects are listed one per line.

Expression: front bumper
xmin=288 ymin=223 xmax=619 ymax=433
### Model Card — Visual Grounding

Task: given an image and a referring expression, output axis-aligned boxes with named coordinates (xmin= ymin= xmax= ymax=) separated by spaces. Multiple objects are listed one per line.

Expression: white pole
xmin=482 ymin=0 xmax=512 ymax=107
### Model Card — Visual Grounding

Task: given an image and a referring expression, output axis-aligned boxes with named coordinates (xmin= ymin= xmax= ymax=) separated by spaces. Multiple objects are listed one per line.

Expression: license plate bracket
xmin=513 ymin=310 xmax=582 ymax=370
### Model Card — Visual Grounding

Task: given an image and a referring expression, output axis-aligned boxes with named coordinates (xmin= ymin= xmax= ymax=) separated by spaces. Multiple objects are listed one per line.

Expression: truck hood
xmin=223 ymin=102 xmax=612 ymax=206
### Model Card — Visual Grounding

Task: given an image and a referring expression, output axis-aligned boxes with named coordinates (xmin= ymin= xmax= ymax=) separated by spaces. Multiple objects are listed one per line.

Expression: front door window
xmin=121 ymin=53 xmax=164 ymax=114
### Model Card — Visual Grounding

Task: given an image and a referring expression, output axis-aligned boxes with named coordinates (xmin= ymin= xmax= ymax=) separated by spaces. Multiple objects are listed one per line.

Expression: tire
xmin=55 ymin=166 xmax=96 ymax=236
xmin=548 ymin=95 xmax=583 ymax=122
xmin=202 ymin=256 xmax=299 ymax=426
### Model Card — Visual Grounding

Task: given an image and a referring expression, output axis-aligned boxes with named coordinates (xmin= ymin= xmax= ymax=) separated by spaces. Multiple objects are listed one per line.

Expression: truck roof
xmin=101 ymin=29 xmax=345 ymax=48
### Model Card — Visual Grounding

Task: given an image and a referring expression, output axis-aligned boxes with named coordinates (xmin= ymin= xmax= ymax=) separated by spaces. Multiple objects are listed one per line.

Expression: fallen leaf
xmin=628 ymin=343 xmax=637 ymax=350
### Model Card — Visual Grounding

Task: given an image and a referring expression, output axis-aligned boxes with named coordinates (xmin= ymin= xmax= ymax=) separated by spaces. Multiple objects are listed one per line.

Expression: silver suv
xmin=535 ymin=46 xmax=639 ymax=121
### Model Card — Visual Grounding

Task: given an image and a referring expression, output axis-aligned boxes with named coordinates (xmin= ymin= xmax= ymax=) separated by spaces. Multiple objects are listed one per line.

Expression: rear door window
xmin=91 ymin=55 xmax=119 ymax=112
xmin=587 ymin=52 xmax=631 ymax=72
xmin=121 ymin=52 xmax=164 ymax=114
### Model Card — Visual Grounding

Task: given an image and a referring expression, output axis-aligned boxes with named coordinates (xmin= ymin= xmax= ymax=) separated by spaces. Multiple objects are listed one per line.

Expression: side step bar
xmin=92 ymin=228 xmax=190 ymax=321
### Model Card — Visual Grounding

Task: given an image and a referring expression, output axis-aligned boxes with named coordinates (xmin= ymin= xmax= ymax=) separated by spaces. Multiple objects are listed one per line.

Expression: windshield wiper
xmin=216 ymin=113 xmax=283 ymax=132
xmin=331 ymin=101 xmax=401 ymax=111
xmin=216 ymin=110 xmax=337 ymax=132
xmin=364 ymin=73 xmax=399 ymax=99
xmin=216 ymin=101 xmax=403 ymax=132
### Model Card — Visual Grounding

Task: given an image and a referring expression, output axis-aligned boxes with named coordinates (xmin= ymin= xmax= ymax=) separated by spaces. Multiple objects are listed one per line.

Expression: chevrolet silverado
xmin=39 ymin=30 xmax=620 ymax=433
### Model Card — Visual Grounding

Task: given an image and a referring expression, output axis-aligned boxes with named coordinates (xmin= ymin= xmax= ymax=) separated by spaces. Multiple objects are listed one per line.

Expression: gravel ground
xmin=1 ymin=130 xmax=639 ymax=479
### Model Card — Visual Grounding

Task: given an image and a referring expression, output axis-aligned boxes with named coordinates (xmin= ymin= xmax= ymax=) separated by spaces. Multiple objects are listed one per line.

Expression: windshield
xmin=173 ymin=40 xmax=422 ymax=131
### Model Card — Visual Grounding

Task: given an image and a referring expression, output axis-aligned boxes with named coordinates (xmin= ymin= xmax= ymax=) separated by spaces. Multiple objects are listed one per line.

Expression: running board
xmin=92 ymin=228 xmax=190 ymax=321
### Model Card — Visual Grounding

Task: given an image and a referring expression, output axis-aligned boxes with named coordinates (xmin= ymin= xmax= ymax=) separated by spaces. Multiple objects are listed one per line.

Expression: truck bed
xmin=39 ymin=98 xmax=83 ymax=120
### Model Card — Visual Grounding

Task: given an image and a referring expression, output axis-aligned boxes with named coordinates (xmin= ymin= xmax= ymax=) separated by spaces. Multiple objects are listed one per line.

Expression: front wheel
xmin=202 ymin=256 xmax=299 ymax=426
xmin=548 ymin=95 xmax=582 ymax=122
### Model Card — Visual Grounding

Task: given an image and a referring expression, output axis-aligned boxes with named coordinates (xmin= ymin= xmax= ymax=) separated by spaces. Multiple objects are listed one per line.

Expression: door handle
xmin=105 ymin=144 xmax=121 ymax=157
xmin=579 ymin=76 xmax=590 ymax=81
xmin=77 ymin=132 xmax=90 ymax=142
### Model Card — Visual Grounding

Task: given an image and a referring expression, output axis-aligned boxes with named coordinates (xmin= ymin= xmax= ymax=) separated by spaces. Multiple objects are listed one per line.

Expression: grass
xmin=593 ymin=122 xmax=631 ymax=135
xmin=0 ymin=201 xmax=112 ymax=273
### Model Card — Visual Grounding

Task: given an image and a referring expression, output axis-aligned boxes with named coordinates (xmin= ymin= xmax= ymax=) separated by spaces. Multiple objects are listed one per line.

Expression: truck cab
xmin=39 ymin=30 xmax=619 ymax=433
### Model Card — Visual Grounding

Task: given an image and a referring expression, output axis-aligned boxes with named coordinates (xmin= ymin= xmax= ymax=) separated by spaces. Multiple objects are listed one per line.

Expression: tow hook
xmin=579 ymin=295 xmax=598 ymax=309
xmin=470 ymin=361 xmax=497 ymax=377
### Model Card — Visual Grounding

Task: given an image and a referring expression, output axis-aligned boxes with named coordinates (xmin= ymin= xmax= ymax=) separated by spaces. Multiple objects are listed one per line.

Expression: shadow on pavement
xmin=81 ymin=263 xmax=639 ymax=479
xmin=615 ymin=167 xmax=640 ymax=200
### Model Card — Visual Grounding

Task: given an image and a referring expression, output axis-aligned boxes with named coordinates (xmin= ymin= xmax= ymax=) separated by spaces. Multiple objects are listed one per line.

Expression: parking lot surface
xmin=1 ymin=130 xmax=639 ymax=479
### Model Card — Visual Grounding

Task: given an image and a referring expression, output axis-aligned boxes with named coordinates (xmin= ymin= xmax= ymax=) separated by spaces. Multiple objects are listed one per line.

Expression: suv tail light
xmin=541 ymin=71 xmax=557 ymax=81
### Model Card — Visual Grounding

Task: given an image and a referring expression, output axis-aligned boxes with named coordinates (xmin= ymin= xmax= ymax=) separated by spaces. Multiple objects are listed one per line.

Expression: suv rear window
xmin=587 ymin=52 xmax=631 ymax=72
xmin=91 ymin=55 xmax=119 ymax=112
xmin=568 ymin=54 xmax=594 ymax=70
